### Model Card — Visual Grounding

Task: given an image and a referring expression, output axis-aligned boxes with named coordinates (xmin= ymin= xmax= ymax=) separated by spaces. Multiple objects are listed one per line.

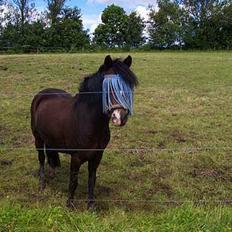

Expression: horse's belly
xmin=35 ymin=99 xmax=72 ymax=148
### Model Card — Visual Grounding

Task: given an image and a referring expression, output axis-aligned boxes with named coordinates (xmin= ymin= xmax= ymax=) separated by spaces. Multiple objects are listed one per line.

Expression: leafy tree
xmin=177 ymin=0 xmax=231 ymax=49
xmin=148 ymin=0 xmax=183 ymax=48
xmin=22 ymin=21 xmax=46 ymax=48
xmin=125 ymin=12 xmax=145 ymax=48
xmin=216 ymin=2 xmax=232 ymax=49
xmin=0 ymin=2 xmax=21 ymax=47
xmin=45 ymin=7 xmax=90 ymax=50
xmin=12 ymin=0 xmax=31 ymax=27
xmin=46 ymin=0 xmax=66 ymax=25
xmin=93 ymin=4 xmax=128 ymax=48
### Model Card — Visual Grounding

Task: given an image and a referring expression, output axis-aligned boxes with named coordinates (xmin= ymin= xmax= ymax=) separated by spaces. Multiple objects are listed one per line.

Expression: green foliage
xmin=148 ymin=0 xmax=232 ymax=49
xmin=93 ymin=5 xmax=128 ymax=48
xmin=0 ymin=3 xmax=90 ymax=52
xmin=179 ymin=0 xmax=231 ymax=49
xmin=148 ymin=0 xmax=183 ymax=48
xmin=46 ymin=0 xmax=66 ymax=25
xmin=126 ymin=12 xmax=145 ymax=48
xmin=45 ymin=7 xmax=90 ymax=50
xmin=93 ymin=5 xmax=145 ymax=49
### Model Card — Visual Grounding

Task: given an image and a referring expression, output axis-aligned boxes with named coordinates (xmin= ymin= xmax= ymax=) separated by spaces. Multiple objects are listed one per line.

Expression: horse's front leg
xmin=67 ymin=154 xmax=81 ymax=209
xmin=87 ymin=152 xmax=103 ymax=210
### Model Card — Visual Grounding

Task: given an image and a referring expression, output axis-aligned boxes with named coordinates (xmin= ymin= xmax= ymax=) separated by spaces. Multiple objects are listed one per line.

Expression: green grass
xmin=0 ymin=52 xmax=232 ymax=231
xmin=0 ymin=203 xmax=231 ymax=232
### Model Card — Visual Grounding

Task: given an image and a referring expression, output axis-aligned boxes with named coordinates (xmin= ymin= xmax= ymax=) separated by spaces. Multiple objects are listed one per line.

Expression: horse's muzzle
xmin=111 ymin=108 xmax=128 ymax=126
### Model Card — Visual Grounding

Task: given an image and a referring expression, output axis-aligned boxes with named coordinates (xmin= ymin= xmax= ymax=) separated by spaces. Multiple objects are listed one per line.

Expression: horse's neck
xmin=75 ymin=100 xmax=109 ymax=127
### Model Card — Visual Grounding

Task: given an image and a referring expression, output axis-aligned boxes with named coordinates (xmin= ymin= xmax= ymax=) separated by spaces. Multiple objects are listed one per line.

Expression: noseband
xmin=102 ymin=74 xmax=134 ymax=115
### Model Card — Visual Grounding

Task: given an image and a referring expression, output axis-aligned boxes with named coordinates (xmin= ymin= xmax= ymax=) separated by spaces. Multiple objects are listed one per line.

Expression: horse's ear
xmin=124 ymin=55 xmax=132 ymax=67
xmin=104 ymin=55 xmax=113 ymax=68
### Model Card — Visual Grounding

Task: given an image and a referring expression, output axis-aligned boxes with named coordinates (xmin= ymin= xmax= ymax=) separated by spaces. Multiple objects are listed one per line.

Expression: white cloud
xmin=135 ymin=5 xmax=149 ymax=21
xmin=87 ymin=0 xmax=156 ymax=9
xmin=0 ymin=3 xmax=15 ymax=26
xmin=82 ymin=13 xmax=102 ymax=35
xmin=0 ymin=4 xmax=9 ymax=16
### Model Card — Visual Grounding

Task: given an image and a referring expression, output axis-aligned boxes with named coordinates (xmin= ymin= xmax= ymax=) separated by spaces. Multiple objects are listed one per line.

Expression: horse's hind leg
xmin=38 ymin=149 xmax=46 ymax=191
xmin=35 ymin=139 xmax=46 ymax=191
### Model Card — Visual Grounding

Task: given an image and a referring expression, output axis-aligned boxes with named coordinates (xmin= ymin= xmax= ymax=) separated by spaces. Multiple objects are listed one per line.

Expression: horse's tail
xmin=44 ymin=144 xmax=61 ymax=168
xmin=46 ymin=152 xmax=61 ymax=168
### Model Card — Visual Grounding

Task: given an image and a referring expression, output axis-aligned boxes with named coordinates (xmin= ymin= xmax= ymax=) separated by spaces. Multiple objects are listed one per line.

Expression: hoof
xmin=39 ymin=182 xmax=46 ymax=192
xmin=48 ymin=168 xmax=56 ymax=179
xmin=87 ymin=201 xmax=96 ymax=211
xmin=66 ymin=199 xmax=75 ymax=209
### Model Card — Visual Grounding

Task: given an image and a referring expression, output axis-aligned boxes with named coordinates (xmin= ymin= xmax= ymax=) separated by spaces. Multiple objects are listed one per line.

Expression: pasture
xmin=0 ymin=52 xmax=232 ymax=231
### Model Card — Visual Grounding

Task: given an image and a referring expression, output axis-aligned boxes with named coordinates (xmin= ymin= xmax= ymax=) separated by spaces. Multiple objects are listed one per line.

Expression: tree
xmin=148 ymin=0 xmax=183 ymax=48
xmin=45 ymin=7 xmax=90 ymax=50
xmin=209 ymin=1 xmax=232 ymax=49
xmin=46 ymin=0 xmax=66 ymax=25
xmin=93 ymin=4 xmax=128 ymax=48
xmin=12 ymin=0 xmax=30 ymax=27
xmin=125 ymin=12 xmax=145 ymax=48
xmin=0 ymin=2 xmax=21 ymax=47
xmin=176 ymin=0 xmax=231 ymax=49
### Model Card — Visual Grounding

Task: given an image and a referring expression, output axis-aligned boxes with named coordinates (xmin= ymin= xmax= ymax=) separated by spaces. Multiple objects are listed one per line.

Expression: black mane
xmin=78 ymin=57 xmax=138 ymax=105
xmin=98 ymin=58 xmax=138 ymax=87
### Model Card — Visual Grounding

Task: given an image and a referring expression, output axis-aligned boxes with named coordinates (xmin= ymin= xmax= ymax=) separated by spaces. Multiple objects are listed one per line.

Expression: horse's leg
xmin=38 ymin=149 xmax=46 ymax=191
xmin=87 ymin=152 xmax=103 ymax=210
xmin=67 ymin=154 xmax=81 ymax=209
xmin=35 ymin=139 xmax=46 ymax=191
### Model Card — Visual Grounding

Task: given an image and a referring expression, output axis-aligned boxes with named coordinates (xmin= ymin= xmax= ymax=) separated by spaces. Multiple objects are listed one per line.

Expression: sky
xmin=34 ymin=0 xmax=157 ymax=34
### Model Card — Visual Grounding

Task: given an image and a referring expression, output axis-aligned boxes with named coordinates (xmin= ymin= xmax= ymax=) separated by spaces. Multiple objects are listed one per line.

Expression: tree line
xmin=0 ymin=0 xmax=231 ymax=52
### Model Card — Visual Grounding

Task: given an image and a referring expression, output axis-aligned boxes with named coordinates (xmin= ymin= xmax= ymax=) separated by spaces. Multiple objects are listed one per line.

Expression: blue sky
xmin=35 ymin=0 xmax=157 ymax=34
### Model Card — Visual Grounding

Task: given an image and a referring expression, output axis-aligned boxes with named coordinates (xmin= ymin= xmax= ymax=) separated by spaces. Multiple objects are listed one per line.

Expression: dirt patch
xmin=17 ymin=193 xmax=49 ymax=204
xmin=190 ymin=167 xmax=232 ymax=182
xmin=170 ymin=129 xmax=186 ymax=143
xmin=147 ymin=129 xmax=158 ymax=135
xmin=0 ymin=65 xmax=8 ymax=71
xmin=97 ymin=186 xmax=112 ymax=196
xmin=158 ymin=141 xmax=166 ymax=149
xmin=0 ymin=159 xmax=13 ymax=166
xmin=11 ymin=134 xmax=34 ymax=147
xmin=27 ymin=193 xmax=49 ymax=201
xmin=128 ymin=154 xmax=152 ymax=167
xmin=145 ymin=179 xmax=173 ymax=198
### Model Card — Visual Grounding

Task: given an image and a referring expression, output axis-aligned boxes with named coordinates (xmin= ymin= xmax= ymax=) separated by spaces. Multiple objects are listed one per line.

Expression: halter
xmin=102 ymin=74 xmax=134 ymax=115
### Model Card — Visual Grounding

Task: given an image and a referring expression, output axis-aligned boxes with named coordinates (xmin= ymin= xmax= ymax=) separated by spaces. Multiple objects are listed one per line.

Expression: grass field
xmin=0 ymin=52 xmax=231 ymax=231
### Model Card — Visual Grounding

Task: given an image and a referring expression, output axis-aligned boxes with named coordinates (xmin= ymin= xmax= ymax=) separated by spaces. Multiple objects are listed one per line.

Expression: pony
xmin=31 ymin=55 xmax=138 ymax=209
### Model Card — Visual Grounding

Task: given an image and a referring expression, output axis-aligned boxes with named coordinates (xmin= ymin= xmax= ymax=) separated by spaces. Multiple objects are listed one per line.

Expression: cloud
xmin=82 ymin=13 xmax=102 ymax=34
xmin=135 ymin=5 xmax=149 ymax=21
xmin=87 ymin=0 xmax=156 ymax=9
xmin=0 ymin=3 xmax=9 ymax=15
xmin=0 ymin=3 xmax=14 ymax=26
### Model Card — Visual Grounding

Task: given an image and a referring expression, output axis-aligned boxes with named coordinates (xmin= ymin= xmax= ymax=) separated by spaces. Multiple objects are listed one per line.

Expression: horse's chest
xmin=78 ymin=126 xmax=110 ymax=148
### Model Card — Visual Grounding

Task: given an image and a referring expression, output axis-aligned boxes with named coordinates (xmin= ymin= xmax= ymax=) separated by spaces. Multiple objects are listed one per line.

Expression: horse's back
xmin=31 ymin=88 xmax=74 ymax=146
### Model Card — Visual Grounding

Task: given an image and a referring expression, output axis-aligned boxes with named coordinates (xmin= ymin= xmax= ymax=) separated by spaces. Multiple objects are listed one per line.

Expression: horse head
xmin=99 ymin=55 xmax=138 ymax=126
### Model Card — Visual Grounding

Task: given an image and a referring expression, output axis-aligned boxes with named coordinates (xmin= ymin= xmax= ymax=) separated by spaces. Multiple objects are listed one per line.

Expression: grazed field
xmin=0 ymin=52 xmax=231 ymax=231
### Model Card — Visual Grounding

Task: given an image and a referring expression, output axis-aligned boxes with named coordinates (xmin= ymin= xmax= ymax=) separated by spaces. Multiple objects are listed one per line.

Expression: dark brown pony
xmin=31 ymin=55 xmax=138 ymax=209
